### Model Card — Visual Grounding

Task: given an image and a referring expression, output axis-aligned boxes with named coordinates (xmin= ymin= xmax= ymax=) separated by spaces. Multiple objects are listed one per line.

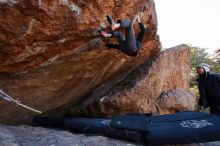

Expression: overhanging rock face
xmin=0 ymin=0 xmax=160 ymax=124
xmin=71 ymin=45 xmax=194 ymax=117
xmin=0 ymin=0 xmax=159 ymax=73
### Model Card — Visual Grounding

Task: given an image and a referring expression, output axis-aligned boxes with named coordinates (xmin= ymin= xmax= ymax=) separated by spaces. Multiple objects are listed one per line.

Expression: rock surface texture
xmin=71 ymin=45 xmax=195 ymax=117
xmin=0 ymin=124 xmax=140 ymax=146
xmin=0 ymin=0 xmax=160 ymax=124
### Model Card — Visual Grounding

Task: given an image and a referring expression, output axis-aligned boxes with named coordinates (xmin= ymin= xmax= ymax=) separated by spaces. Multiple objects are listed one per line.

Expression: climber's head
xmin=196 ymin=63 xmax=210 ymax=75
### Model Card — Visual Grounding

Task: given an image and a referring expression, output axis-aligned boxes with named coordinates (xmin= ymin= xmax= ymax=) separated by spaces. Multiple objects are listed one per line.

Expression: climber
xmin=99 ymin=15 xmax=146 ymax=56
xmin=196 ymin=63 xmax=220 ymax=115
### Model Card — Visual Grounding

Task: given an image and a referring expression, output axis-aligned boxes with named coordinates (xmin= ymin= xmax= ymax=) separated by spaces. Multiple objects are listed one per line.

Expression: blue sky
xmin=154 ymin=0 xmax=220 ymax=54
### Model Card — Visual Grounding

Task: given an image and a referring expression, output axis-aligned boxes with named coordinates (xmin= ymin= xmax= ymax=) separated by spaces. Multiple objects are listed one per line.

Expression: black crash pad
xmin=64 ymin=118 xmax=142 ymax=142
xmin=145 ymin=112 xmax=220 ymax=145
xmin=33 ymin=111 xmax=220 ymax=145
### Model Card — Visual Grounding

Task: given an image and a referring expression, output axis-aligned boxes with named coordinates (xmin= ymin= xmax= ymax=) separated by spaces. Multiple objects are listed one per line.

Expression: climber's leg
xmin=117 ymin=19 xmax=137 ymax=54
xmin=111 ymin=31 xmax=127 ymax=51
xmin=136 ymin=23 xmax=145 ymax=43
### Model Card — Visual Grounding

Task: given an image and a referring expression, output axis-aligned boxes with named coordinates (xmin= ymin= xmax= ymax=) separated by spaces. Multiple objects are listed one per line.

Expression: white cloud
xmin=154 ymin=0 xmax=220 ymax=54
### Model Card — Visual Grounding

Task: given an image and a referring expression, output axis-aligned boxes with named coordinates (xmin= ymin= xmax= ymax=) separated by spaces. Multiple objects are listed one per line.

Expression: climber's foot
xmin=111 ymin=23 xmax=120 ymax=31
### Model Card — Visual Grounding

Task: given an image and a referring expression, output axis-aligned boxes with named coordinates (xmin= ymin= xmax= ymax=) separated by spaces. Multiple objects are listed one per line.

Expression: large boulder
xmin=71 ymin=44 xmax=194 ymax=117
xmin=0 ymin=0 xmax=160 ymax=124
xmin=155 ymin=88 xmax=196 ymax=114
